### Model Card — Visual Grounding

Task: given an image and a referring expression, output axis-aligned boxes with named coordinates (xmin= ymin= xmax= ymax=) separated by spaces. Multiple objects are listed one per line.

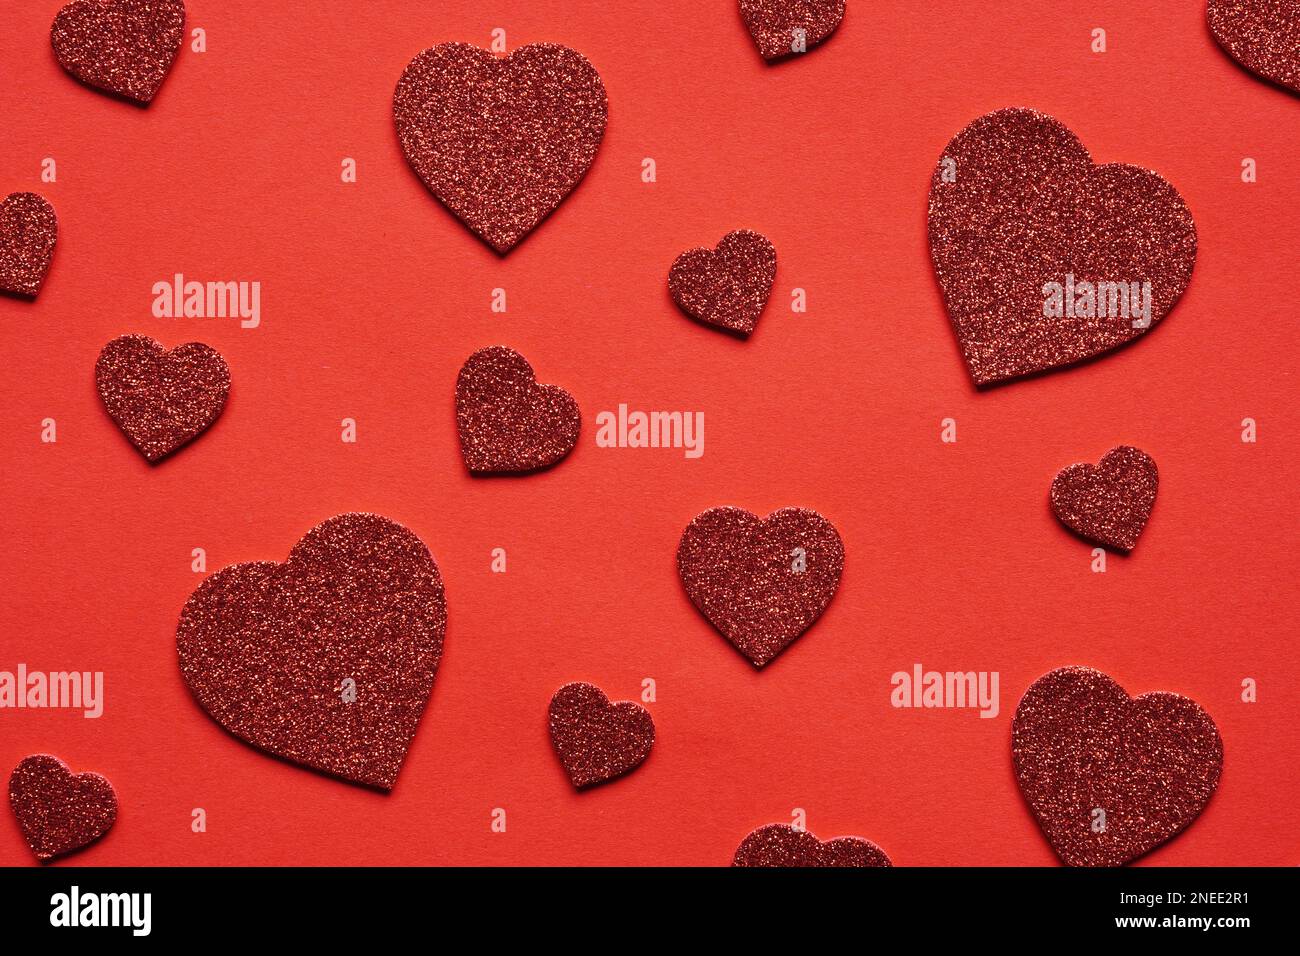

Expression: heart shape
xmin=456 ymin=345 xmax=581 ymax=474
xmin=677 ymin=506 xmax=843 ymax=667
xmin=1012 ymin=666 xmax=1222 ymax=867
xmin=669 ymin=230 xmax=777 ymax=337
xmin=1208 ymin=0 xmax=1300 ymax=94
xmin=176 ymin=513 xmax=447 ymax=790
xmin=732 ymin=824 xmax=891 ymax=867
xmin=9 ymin=754 xmax=117 ymax=861
xmin=0 ymin=193 xmax=58 ymax=298
xmin=51 ymin=0 xmax=186 ymax=104
xmin=394 ymin=42 xmax=607 ymax=253
xmin=1050 ymin=445 xmax=1158 ymax=553
xmin=928 ymin=107 xmax=1197 ymax=386
xmin=95 ymin=333 xmax=230 ymax=462
xmin=548 ymin=682 xmax=654 ymax=789
xmin=739 ymin=1 xmax=846 ymax=61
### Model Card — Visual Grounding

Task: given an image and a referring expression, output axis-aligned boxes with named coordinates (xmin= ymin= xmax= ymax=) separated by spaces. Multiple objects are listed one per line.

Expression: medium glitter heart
xmin=9 ymin=754 xmax=117 ymax=861
xmin=176 ymin=513 xmax=447 ymax=790
xmin=739 ymin=0 xmax=846 ymax=61
xmin=732 ymin=824 xmax=891 ymax=867
xmin=677 ymin=506 xmax=843 ymax=667
xmin=548 ymin=682 xmax=654 ymax=789
xmin=0 ymin=193 xmax=58 ymax=299
xmin=928 ymin=108 xmax=1197 ymax=386
xmin=1050 ymin=445 xmax=1158 ymax=553
xmin=94 ymin=333 xmax=230 ymax=462
xmin=1208 ymin=0 xmax=1300 ymax=93
xmin=394 ymin=42 xmax=607 ymax=253
xmin=668 ymin=230 xmax=777 ymax=337
xmin=51 ymin=0 xmax=186 ymax=105
xmin=1012 ymin=666 xmax=1222 ymax=867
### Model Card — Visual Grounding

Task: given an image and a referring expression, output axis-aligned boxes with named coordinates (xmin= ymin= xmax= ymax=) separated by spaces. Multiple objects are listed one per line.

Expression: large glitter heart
xmin=739 ymin=1 xmax=846 ymax=61
xmin=1208 ymin=0 xmax=1300 ymax=94
xmin=1012 ymin=667 xmax=1222 ymax=867
xmin=9 ymin=754 xmax=117 ymax=861
xmin=669 ymin=230 xmax=777 ymax=337
xmin=0 ymin=193 xmax=58 ymax=299
xmin=1050 ymin=445 xmax=1158 ymax=553
xmin=928 ymin=108 xmax=1197 ymax=386
xmin=176 ymin=513 xmax=447 ymax=790
xmin=95 ymin=333 xmax=230 ymax=462
xmin=394 ymin=42 xmax=607 ymax=253
xmin=732 ymin=823 xmax=891 ymax=867
xmin=548 ymin=682 xmax=654 ymax=789
xmin=677 ymin=506 xmax=843 ymax=667
xmin=51 ymin=0 xmax=186 ymax=105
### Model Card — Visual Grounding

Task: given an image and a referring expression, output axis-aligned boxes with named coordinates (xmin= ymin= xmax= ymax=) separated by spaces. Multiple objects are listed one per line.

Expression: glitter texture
xmin=928 ymin=107 xmax=1197 ymax=386
xmin=1050 ymin=445 xmax=1158 ymax=553
xmin=732 ymin=824 xmax=891 ymax=867
xmin=9 ymin=754 xmax=117 ymax=862
xmin=1208 ymin=0 xmax=1300 ymax=93
xmin=0 ymin=193 xmax=58 ymax=299
xmin=394 ymin=42 xmax=607 ymax=253
xmin=176 ymin=513 xmax=447 ymax=791
xmin=455 ymin=345 xmax=581 ymax=474
xmin=50 ymin=0 xmax=185 ymax=105
xmin=739 ymin=0 xmax=846 ymax=61
xmin=668 ymin=230 xmax=777 ymax=337
xmin=1012 ymin=666 xmax=1223 ymax=867
xmin=94 ymin=333 xmax=230 ymax=463
xmin=548 ymin=682 xmax=654 ymax=789
xmin=677 ymin=506 xmax=843 ymax=667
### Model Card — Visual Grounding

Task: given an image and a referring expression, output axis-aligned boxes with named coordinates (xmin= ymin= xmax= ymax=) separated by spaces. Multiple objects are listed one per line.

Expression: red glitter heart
xmin=732 ymin=824 xmax=891 ymax=867
xmin=1012 ymin=666 xmax=1222 ymax=867
xmin=394 ymin=42 xmax=607 ymax=253
xmin=739 ymin=0 xmax=846 ymax=61
xmin=548 ymin=682 xmax=654 ymax=789
xmin=51 ymin=0 xmax=186 ymax=105
xmin=928 ymin=108 xmax=1197 ymax=386
xmin=95 ymin=333 xmax=230 ymax=463
xmin=669 ymin=230 xmax=777 ymax=337
xmin=677 ymin=506 xmax=843 ymax=667
xmin=1208 ymin=0 xmax=1300 ymax=93
xmin=176 ymin=513 xmax=447 ymax=790
xmin=1050 ymin=445 xmax=1158 ymax=553
xmin=0 ymin=193 xmax=58 ymax=299
xmin=9 ymin=754 xmax=117 ymax=862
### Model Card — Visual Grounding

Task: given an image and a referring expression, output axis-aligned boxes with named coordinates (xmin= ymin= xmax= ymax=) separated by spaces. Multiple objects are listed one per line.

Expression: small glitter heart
xmin=677 ymin=506 xmax=843 ymax=667
xmin=1050 ymin=445 xmax=1158 ymax=553
xmin=9 ymin=754 xmax=117 ymax=862
xmin=548 ymin=682 xmax=654 ymax=789
xmin=928 ymin=107 xmax=1197 ymax=386
xmin=0 ymin=193 xmax=58 ymax=299
xmin=732 ymin=824 xmax=891 ymax=867
xmin=394 ymin=42 xmax=607 ymax=253
xmin=739 ymin=1 xmax=846 ymax=61
xmin=1208 ymin=0 xmax=1300 ymax=94
xmin=1012 ymin=666 xmax=1222 ymax=867
xmin=669 ymin=230 xmax=777 ymax=337
xmin=94 ymin=333 xmax=230 ymax=463
xmin=176 ymin=513 xmax=447 ymax=790
xmin=51 ymin=0 xmax=186 ymax=105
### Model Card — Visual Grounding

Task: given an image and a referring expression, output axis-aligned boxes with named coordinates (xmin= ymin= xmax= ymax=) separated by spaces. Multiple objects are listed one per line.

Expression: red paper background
xmin=1 ymin=0 xmax=1297 ymax=867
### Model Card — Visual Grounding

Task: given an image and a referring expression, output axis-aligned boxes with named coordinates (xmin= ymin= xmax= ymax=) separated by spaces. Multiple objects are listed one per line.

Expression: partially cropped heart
xmin=677 ymin=506 xmax=843 ymax=667
xmin=1012 ymin=666 xmax=1222 ymax=867
xmin=548 ymin=682 xmax=654 ymax=789
xmin=928 ymin=107 xmax=1197 ymax=386
xmin=739 ymin=1 xmax=846 ymax=61
xmin=176 ymin=513 xmax=447 ymax=790
xmin=51 ymin=0 xmax=186 ymax=104
xmin=1208 ymin=0 xmax=1300 ymax=94
xmin=9 ymin=754 xmax=117 ymax=861
xmin=0 ymin=193 xmax=58 ymax=298
xmin=732 ymin=824 xmax=891 ymax=867
xmin=455 ymin=345 xmax=581 ymax=474
xmin=1050 ymin=445 xmax=1158 ymax=553
xmin=95 ymin=333 xmax=229 ymax=463
xmin=394 ymin=42 xmax=607 ymax=253
xmin=669 ymin=230 xmax=777 ymax=337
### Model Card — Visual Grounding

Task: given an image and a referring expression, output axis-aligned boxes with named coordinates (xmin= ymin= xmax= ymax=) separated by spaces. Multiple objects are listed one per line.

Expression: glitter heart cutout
xmin=739 ymin=0 xmax=846 ymax=61
xmin=51 ymin=0 xmax=186 ymax=105
xmin=1012 ymin=666 xmax=1222 ymax=867
xmin=548 ymin=682 xmax=654 ymax=789
xmin=928 ymin=108 xmax=1197 ymax=386
xmin=455 ymin=345 xmax=581 ymax=474
xmin=394 ymin=42 xmax=607 ymax=253
xmin=669 ymin=230 xmax=777 ymax=337
xmin=1208 ymin=0 xmax=1300 ymax=94
xmin=677 ymin=506 xmax=843 ymax=667
xmin=1050 ymin=445 xmax=1158 ymax=553
xmin=95 ymin=333 xmax=230 ymax=462
xmin=732 ymin=823 xmax=891 ymax=867
xmin=9 ymin=754 xmax=117 ymax=861
xmin=176 ymin=513 xmax=447 ymax=790
xmin=0 ymin=193 xmax=58 ymax=299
